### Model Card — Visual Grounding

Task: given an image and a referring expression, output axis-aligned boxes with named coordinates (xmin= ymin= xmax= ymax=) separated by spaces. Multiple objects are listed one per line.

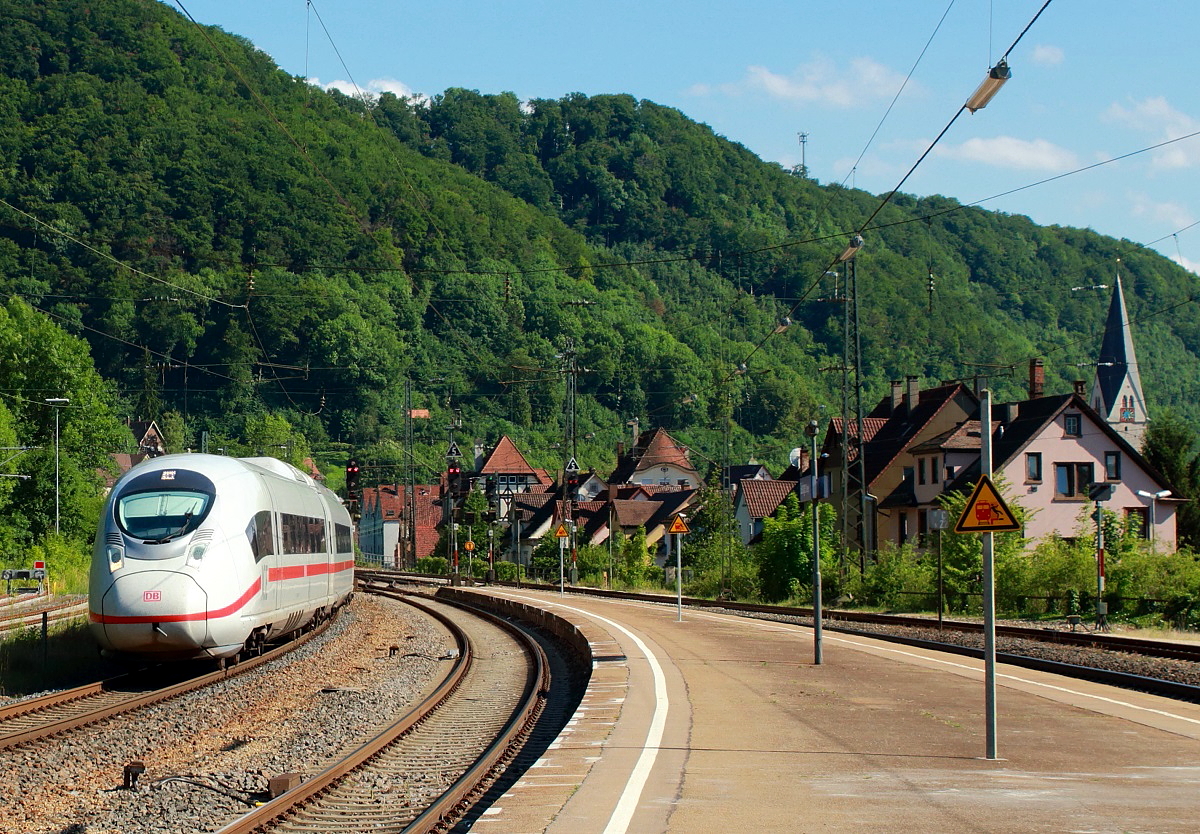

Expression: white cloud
xmin=935 ymin=136 xmax=1078 ymax=171
xmin=1030 ymin=44 xmax=1064 ymax=66
xmin=691 ymin=56 xmax=911 ymax=109
xmin=1127 ymin=192 xmax=1194 ymax=230
xmin=1174 ymin=253 xmax=1200 ymax=274
xmin=309 ymin=76 xmax=428 ymax=103
xmin=1106 ymin=96 xmax=1200 ymax=169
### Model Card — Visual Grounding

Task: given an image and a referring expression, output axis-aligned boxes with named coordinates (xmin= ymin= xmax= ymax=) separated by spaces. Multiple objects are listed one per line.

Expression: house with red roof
xmin=734 ymin=478 xmax=801 ymax=544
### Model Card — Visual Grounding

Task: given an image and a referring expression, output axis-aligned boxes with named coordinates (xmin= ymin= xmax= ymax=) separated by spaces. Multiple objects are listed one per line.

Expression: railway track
xmin=0 ymin=594 xmax=88 ymax=635
xmin=216 ymin=589 xmax=549 ymax=834
xmin=359 ymin=570 xmax=1200 ymax=700
xmin=0 ymin=619 xmax=330 ymax=751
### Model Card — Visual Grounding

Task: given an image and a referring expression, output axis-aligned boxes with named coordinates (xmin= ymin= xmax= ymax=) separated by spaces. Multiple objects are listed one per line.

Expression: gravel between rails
xmin=0 ymin=594 xmax=448 ymax=834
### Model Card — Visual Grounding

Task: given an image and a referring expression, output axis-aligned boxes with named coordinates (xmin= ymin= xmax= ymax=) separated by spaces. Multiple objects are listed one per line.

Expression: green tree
xmin=1141 ymin=412 xmax=1200 ymax=548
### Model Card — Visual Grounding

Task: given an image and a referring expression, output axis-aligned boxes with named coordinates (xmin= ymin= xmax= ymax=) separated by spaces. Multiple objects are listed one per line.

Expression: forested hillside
xmin=2 ymin=0 xmax=1199 ymax=502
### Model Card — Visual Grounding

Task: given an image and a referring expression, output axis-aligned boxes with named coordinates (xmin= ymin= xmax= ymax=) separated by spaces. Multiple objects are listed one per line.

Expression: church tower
xmin=1089 ymin=270 xmax=1148 ymax=448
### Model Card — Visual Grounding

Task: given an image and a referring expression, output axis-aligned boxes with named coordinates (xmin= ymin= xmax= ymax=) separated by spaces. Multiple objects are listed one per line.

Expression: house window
xmin=1026 ymin=452 xmax=1042 ymax=482
xmin=903 ymin=466 xmax=914 ymax=484
xmin=1055 ymin=462 xmax=1094 ymax=498
xmin=1105 ymin=451 xmax=1121 ymax=481
xmin=918 ymin=458 xmax=927 ymax=485
xmin=1125 ymin=507 xmax=1149 ymax=539
xmin=944 ymin=464 xmax=956 ymax=481
xmin=1064 ymin=413 xmax=1082 ymax=436
xmin=898 ymin=511 xmax=909 ymax=545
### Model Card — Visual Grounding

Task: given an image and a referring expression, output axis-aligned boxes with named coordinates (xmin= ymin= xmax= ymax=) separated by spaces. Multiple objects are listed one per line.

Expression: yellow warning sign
xmin=954 ymin=475 xmax=1021 ymax=533
xmin=669 ymin=515 xmax=690 ymax=535
xmin=554 ymin=523 xmax=570 ymax=538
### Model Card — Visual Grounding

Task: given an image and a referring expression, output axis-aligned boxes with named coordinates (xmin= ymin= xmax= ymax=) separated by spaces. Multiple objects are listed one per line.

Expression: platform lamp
xmin=965 ymin=59 xmax=1011 ymax=113
xmin=1136 ymin=489 xmax=1172 ymax=550
xmin=45 ymin=398 xmax=69 ymax=535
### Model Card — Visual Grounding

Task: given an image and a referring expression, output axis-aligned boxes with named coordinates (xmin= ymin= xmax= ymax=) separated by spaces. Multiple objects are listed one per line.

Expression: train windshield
xmin=117 ymin=490 xmax=213 ymax=543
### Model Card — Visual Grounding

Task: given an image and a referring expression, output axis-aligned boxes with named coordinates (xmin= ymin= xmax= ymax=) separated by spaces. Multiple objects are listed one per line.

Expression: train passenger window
xmin=335 ymin=523 xmax=352 ymax=554
xmin=280 ymin=512 xmax=327 ymax=554
xmin=247 ymin=511 xmax=274 ymax=562
xmin=118 ymin=490 xmax=212 ymax=542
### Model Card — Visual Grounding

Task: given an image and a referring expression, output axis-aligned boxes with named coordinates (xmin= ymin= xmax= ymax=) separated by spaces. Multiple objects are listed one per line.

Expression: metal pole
xmin=937 ymin=528 xmax=944 ymax=631
xmin=1095 ymin=501 xmax=1105 ymax=629
xmin=676 ymin=532 xmax=683 ymax=622
xmin=54 ymin=406 xmax=60 ymax=535
xmin=45 ymin=398 xmax=68 ymax=535
xmin=808 ymin=422 xmax=823 ymax=664
xmin=559 ymin=535 xmax=565 ymax=595
xmin=980 ymin=389 xmax=998 ymax=760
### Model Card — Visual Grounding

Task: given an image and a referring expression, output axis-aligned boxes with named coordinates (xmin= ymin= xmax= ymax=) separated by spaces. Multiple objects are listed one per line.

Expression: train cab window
xmin=118 ymin=490 xmax=213 ymax=544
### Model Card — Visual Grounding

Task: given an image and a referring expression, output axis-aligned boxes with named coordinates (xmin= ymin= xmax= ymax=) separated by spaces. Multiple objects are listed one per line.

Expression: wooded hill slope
xmin=3 ymin=0 xmax=1198 ymax=478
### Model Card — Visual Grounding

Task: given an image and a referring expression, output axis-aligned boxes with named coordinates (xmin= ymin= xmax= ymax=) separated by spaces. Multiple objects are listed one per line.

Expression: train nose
xmin=94 ymin=570 xmax=209 ymax=657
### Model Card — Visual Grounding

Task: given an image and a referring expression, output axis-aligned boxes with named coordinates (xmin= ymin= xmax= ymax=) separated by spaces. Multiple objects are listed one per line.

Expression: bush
xmin=415 ymin=556 xmax=449 ymax=575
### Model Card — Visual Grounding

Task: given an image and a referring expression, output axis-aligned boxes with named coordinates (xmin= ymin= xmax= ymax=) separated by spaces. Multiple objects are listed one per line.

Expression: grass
xmin=0 ymin=618 xmax=123 ymax=698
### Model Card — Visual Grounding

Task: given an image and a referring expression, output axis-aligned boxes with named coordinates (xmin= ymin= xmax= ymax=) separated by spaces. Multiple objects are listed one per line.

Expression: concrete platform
xmin=462 ymin=588 xmax=1200 ymax=833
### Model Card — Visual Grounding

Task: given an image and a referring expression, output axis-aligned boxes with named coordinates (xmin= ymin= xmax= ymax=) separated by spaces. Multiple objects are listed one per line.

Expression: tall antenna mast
xmin=797 ymin=131 xmax=809 ymax=179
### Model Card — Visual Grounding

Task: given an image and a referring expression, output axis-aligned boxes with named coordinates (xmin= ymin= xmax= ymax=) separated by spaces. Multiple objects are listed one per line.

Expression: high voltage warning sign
xmin=954 ymin=475 xmax=1021 ymax=533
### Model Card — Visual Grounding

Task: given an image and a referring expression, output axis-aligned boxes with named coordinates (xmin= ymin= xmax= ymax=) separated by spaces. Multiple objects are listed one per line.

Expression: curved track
xmin=216 ymin=589 xmax=549 ymax=834
xmin=359 ymin=570 xmax=1200 ymax=701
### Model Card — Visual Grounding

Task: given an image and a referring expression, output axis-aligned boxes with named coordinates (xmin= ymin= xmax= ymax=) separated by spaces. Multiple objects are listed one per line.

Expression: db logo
xmin=143 ymin=590 xmax=162 ymax=603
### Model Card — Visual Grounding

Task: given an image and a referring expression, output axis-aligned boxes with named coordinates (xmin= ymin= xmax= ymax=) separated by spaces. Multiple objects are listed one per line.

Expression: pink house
xmin=909 ymin=393 xmax=1180 ymax=551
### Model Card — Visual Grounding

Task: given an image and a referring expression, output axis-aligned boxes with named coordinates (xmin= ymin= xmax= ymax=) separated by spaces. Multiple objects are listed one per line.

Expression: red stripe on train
xmin=267 ymin=559 xmax=355 ymax=581
xmin=89 ymin=578 xmax=262 ymax=624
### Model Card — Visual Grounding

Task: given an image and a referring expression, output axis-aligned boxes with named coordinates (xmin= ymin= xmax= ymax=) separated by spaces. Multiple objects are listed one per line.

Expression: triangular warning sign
xmin=954 ymin=475 xmax=1021 ymax=533
xmin=554 ymin=523 xmax=570 ymax=538
xmin=565 ymin=456 xmax=579 ymax=473
xmin=446 ymin=441 xmax=461 ymax=459
xmin=669 ymin=515 xmax=690 ymax=535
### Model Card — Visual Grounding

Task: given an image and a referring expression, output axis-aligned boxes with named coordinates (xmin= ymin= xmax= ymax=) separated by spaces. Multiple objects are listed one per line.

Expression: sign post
xmin=952 ymin=390 xmax=1011 ymax=761
xmin=669 ymin=515 xmax=690 ymax=621
xmin=555 ymin=522 xmax=569 ymax=596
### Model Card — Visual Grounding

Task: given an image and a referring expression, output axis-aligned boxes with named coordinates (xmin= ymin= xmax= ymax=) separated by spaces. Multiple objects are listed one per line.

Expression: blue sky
xmin=171 ymin=1 xmax=1200 ymax=272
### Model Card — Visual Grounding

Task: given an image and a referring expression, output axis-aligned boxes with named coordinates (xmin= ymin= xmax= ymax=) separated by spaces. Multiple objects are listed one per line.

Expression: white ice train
xmin=89 ymin=453 xmax=354 ymax=661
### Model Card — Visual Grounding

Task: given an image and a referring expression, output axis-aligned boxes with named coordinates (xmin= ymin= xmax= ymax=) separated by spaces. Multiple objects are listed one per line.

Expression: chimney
xmin=1004 ymin=403 xmax=1019 ymax=425
xmin=1029 ymin=357 xmax=1044 ymax=399
xmin=1073 ymin=380 xmax=1087 ymax=396
xmin=905 ymin=375 xmax=920 ymax=412
xmin=890 ymin=380 xmax=903 ymax=414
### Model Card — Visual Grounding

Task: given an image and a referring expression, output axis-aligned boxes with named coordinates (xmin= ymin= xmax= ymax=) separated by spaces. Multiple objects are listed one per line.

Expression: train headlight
xmin=106 ymin=545 xmax=123 ymax=571
xmin=187 ymin=542 xmax=209 ymax=565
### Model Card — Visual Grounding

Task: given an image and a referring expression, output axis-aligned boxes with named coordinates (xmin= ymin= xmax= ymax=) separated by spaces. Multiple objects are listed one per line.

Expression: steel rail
xmin=0 ymin=617 xmax=332 ymax=750
xmin=214 ymin=589 xmax=548 ymax=834
xmin=358 ymin=570 xmax=1200 ymax=701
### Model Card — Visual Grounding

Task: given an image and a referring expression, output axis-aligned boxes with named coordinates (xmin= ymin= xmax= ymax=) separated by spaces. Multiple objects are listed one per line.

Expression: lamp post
xmin=45 ymin=398 xmax=69 ymax=535
xmin=1136 ymin=489 xmax=1172 ymax=550
xmin=805 ymin=420 xmax=823 ymax=665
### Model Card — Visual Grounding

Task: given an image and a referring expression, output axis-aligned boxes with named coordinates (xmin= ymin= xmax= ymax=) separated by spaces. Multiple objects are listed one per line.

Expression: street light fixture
xmin=45 ymin=398 xmax=69 ymax=535
xmin=1136 ymin=489 xmax=1172 ymax=546
xmin=965 ymin=59 xmax=1011 ymax=113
